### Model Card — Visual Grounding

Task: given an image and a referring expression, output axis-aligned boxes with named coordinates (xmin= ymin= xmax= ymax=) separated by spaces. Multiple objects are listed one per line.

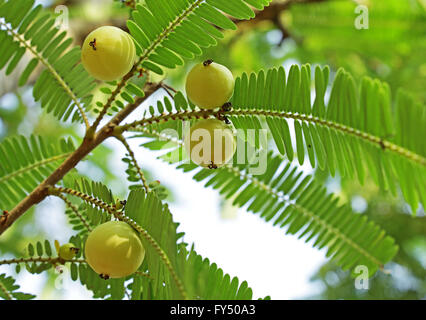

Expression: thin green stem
xmin=55 ymin=193 xmax=93 ymax=232
xmin=229 ymin=109 xmax=426 ymax=167
xmin=0 ymin=280 xmax=12 ymax=300
xmin=0 ymin=21 xmax=90 ymax=129
xmin=118 ymin=109 xmax=221 ymax=132
xmin=134 ymin=270 xmax=153 ymax=280
xmin=121 ymin=108 xmax=425 ymax=167
xmin=90 ymin=0 xmax=204 ymax=131
xmin=0 ymin=256 xmax=86 ymax=266
xmin=0 ymin=153 xmax=71 ymax=184
xmin=114 ymin=134 xmax=150 ymax=193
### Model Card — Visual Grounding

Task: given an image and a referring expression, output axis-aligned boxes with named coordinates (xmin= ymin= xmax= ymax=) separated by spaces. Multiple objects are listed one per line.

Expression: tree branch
xmin=0 ymin=82 xmax=161 ymax=235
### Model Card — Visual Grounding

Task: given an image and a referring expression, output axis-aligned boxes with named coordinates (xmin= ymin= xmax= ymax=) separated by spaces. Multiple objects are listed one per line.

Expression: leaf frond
xmin=0 ymin=0 xmax=95 ymax=125
xmin=0 ymin=135 xmax=75 ymax=210
xmin=128 ymin=0 xmax=272 ymax=75
xmin=0 ymin=273 xmax=35 ymax=300
xmin=229 ymin=65 xmax=426 ymax=212
xmin=136 ymin=126 xmax=399 ymax=276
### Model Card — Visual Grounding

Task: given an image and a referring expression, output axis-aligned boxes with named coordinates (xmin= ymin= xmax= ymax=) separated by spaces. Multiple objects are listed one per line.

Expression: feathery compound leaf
xmin=125 ymin=189 xmax=184 ymax=299
xmin=0 ymin=274 xmax=35 ymax=300
xmin=127 ymin=0 xmax=272 ymax=74
xmin=71 ymin=178 xmax=115 ymax=227
xmin=0 ymin=135 xmax=75 ymax=210
xmin=0 ymin=0 xmax=95 ymax=123
xmin=135 ymin=126 xmax=398 ymax=276
xmin=177 ymin=246 xmax=253 ymax=300
xmin=175 ymin=153 xmax=399 ymax=276
xmin=230 ymin=65 xmax=426 ymax=213
xmin=125 ymin=189 xmax=255 ymax=299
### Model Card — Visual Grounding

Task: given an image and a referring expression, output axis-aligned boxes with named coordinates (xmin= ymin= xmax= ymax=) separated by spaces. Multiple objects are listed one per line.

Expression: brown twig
xmin=0 ymin=82 xmax=161 ymax=235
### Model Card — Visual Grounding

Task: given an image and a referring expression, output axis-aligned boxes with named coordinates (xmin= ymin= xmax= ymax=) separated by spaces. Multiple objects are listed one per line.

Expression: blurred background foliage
xmin=0 ymin=0 xmax=425 ymax=299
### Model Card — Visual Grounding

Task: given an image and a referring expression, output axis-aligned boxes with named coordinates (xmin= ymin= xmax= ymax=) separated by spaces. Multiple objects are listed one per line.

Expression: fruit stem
xmin=89 ymin=38 xmax=97 ymax=51
xmin=203 ymin=59 xmax=213 ymax=66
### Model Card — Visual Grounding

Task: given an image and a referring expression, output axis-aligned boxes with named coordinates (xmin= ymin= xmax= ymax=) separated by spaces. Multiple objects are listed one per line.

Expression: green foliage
xmin=127 ymin=0 xmax=272 ymax=74
xmin=134 ymin=103 xmax=400 ymax=276
xmin=231 ymin=65 xmax=426 ymax=213
xmin=0 ymin=135 xmax=75 ymax=209
xmin=307 ymin=177 xmax=426 ymax=299
xmin=69 ymin=257 xmax=127 ymax=300
xmin=125 ymin=188 xmax=254 ymax=299
xmin=64 ymin=202 xmax=94 ymax=236
xmin=287 ymin=0 xmax=426 ymax=102
xmin=181 ymin=153 xmax=398 ymax=276
xmin=22 ymin=240 xmax=55 ymax=274
xmin=72 ymin=178 xmax=115 ymax=227
xmin=177 ymin=246 xmax=253 ymax=300
xmin=0 ymin=0 xmax=96 ymax=122
xmin=0 ymin=0 xmax=424 ymax=300
xmin=0 ymin=273 xmax=35 ymax=300
xmin=51 ymin=180 xmax=253 ymax=300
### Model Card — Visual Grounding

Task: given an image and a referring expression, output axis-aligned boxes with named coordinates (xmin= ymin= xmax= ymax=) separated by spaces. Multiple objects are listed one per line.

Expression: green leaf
xmin=231 ymin=65 xmax=426 ymax=213
xmin=0 ymin=135 xmax=75 ymax=210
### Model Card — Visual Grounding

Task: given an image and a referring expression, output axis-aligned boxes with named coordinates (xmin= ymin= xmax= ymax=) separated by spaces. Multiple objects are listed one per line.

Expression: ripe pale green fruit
xmin=58 ymin=243 xmax=79 ymax=260
xmin=84 ymin=221 xmax=145 ymax=279
xmin=185 ymin=60 xmax=234 ymax=109
xmin=184 ymin=119 xmax=236 ymax=168
xmin=81 ymin=26 xmax=136 ymax=81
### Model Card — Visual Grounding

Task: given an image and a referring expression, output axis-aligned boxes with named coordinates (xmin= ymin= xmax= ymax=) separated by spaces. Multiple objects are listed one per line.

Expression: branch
xmin=0 ymin=257 xmax=86 ymax=266
xmin=115 ymin=104 xmax=426 ymax=168
xmin=90 ymin=0 xmax=204 ymax=133
xmin=0 ymin=280 xmax=12 ymax=300
xmin=89 ymin=60 xmax=143 ymax=133
xmin=0 ymin=82 xmax=161 ymax=235
xmin=117 ymin=109 xmax=224 ymax=133
xmin=227 ymin=109 xmax=426 ymax=167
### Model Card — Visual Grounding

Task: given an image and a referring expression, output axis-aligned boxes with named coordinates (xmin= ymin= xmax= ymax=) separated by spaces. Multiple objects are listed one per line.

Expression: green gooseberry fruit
xmin=81 ymin=26 xmax=136 ymax=81
xmin=185 ymin=60 xmax=234 ymax=109
xmin=184 ymin=118 xmax=236 ymax=168
xmin=84 ymin=221 xmax=145 ymax=279
xmin=58 ymin=243 xmax=79 ymax=260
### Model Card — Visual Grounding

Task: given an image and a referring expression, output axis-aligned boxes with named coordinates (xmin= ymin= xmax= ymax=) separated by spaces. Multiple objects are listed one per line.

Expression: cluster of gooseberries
xmin=184 ymin=59 xmax=237 ymax=169
xmin=81 ymin=26 xmax=237 ymax=170
xmin=80 ymin=27 xmax=236 ymax=278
